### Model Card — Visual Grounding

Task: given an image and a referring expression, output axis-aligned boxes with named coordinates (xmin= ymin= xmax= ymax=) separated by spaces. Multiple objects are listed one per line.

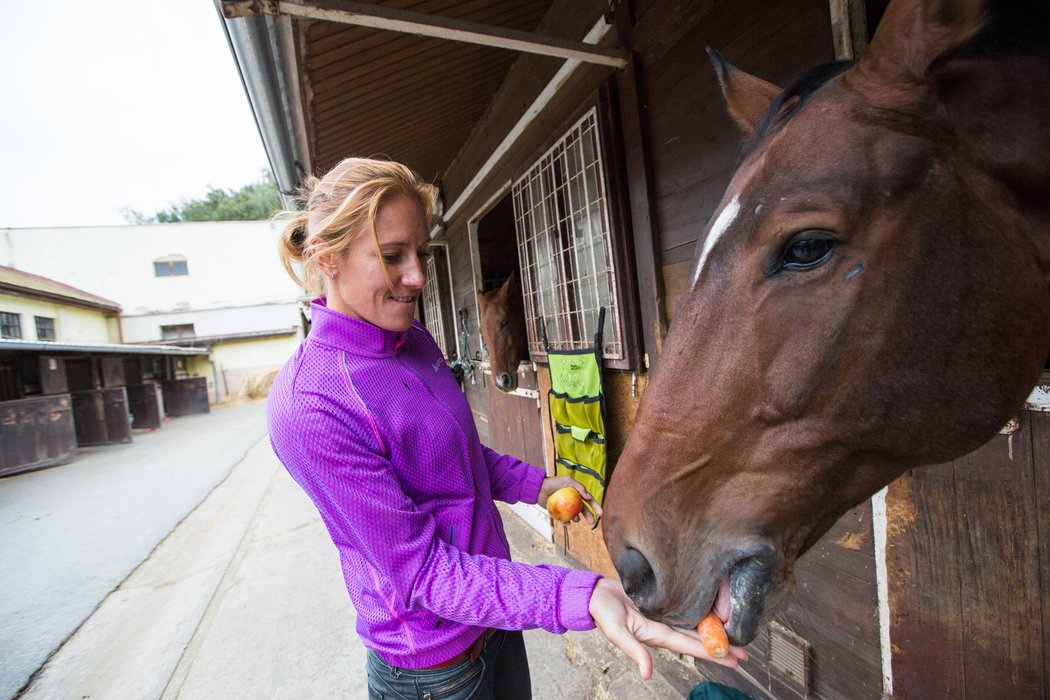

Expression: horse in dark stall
xmin=477 ymin=273 xmax=529 ymax=392
xmin=604 ymin=0 xmax=1050 ymax=647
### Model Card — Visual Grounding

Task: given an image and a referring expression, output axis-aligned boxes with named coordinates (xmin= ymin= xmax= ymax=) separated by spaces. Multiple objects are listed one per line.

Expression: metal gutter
xmin=154 ymin=326 xmax=299 ymax=348
xmin=0 ymin=339 xmax=207 ymax=356
xmin=214 ymin=0 xmax=309 ymax=204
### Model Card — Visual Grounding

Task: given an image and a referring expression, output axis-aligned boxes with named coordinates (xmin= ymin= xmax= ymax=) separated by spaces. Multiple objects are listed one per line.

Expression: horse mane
xmin=961 ymin=0 xmax=1050 ymax=58
xmin=740 ymin=61 xmax=854 ymax=160
xmin=741 ymin=0 xmax=1049 ymax=161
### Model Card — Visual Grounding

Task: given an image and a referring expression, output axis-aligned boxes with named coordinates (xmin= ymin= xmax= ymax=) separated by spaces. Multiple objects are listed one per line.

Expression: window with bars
xmin=34 ymin=316 xmax=56 ymax=341
xmin=1 ymin=312 xmax=22 ymax=339
xmin=512 ymin=101 xmax=635 ymax=367
xmin=421 ymin=253 xmax=451 ymax=359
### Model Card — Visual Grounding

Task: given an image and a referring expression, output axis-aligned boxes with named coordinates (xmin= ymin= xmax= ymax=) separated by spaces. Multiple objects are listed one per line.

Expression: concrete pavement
xmin=1 ymin=402 xmax=270 ymax=700
xmin=11 ymin=400 xmax=707 ymax=699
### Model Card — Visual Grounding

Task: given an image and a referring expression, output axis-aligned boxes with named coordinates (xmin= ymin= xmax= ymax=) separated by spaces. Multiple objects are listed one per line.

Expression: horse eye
xmin=499 ymin=319 xmax=510 ymax=330
xmin=781 ymin=235 xmax=837 ymax=271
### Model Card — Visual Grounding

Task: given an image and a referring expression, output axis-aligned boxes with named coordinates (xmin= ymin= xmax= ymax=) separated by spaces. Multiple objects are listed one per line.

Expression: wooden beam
xmin=221 ymin=0 xmax=628 ymax=68
xmin=828 ymin=0 xmax=869 ymax=60
xmin=443 ymin=17 xmax=615 ymax=222
xmin=616 ymin=54 xmax=666 ymax=368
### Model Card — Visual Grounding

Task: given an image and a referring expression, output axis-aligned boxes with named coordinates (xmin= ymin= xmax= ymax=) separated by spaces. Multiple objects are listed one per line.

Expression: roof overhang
xmin=215 ymin=0 xmax=623 ymax=208
xmin=0 ymin=339 xmax=207 ymax=356
xmin=150 ymin=327 xmax=299 ymax=348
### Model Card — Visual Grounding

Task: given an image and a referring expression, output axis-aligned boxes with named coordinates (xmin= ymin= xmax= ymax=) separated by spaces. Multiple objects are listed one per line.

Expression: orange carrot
xmin=697 ymin=612 xmax=729 ymax=659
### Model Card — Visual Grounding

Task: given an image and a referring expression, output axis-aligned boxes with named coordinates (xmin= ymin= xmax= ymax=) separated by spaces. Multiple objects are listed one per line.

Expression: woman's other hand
xmin=587 ymin=578 xmax=748 ymax=679
xmin=537 ymin=476 xmax=602 ymax=526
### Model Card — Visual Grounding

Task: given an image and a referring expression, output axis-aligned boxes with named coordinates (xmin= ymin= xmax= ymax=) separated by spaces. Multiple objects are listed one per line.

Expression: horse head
xmin=604 ymin=0 xmax=1050 ymax=646
xmin=478 ymin=273 xmax=529 ymax=392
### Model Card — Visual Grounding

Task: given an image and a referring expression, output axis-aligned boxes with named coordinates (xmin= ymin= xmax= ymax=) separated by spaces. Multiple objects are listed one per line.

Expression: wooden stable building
xmin=218 ymin=1 xmax=1050 ymax=697
xmin=1 ymin=266 xmax=211 ymax=477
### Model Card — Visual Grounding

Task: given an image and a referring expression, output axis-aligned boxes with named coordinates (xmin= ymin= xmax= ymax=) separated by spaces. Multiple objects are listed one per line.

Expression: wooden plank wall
xmin=886 ymin=405 xmax=1049 ymax=698
xmin=542 ymin=367 xmax=647 ymax=579
xmin=639 ymin=0 xmax=837 ymax=322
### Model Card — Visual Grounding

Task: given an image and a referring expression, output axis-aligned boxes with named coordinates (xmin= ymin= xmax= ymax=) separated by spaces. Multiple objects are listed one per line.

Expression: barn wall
xmin=439 ymin=0 xmax=637 ymax=577
xmin=886 ymin=397 xmax=1050 ymax=699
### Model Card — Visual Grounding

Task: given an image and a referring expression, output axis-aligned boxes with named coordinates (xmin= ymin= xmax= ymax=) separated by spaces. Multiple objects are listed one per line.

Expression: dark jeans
xmin=366 ymin=629 xmax=531 ymax=699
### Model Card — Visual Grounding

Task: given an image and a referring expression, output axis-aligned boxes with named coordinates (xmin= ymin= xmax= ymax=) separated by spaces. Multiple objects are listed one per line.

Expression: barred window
xmin=1 ymin=312 xmax=21 ymax=339
xmin=34 ymin=316 xmax=56 ymax=341
xmin=513 ymin=102 xmax=634 ymax=367
xmin=422 ymin=253 xmax=451 ymax=359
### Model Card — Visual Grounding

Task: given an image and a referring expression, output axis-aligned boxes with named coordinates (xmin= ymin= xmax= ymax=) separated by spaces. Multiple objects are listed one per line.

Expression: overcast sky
xmin=0 ymin=1 xmax=271 ymax=229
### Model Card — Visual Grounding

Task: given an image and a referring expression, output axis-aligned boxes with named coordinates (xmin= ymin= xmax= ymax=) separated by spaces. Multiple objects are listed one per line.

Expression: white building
xmin=1 ymin=221 xmax=305 ymax=401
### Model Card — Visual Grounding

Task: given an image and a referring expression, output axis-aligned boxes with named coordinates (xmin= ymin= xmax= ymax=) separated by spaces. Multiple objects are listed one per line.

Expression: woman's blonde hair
xmin=276 ymin=157 xmax=437 ymax=295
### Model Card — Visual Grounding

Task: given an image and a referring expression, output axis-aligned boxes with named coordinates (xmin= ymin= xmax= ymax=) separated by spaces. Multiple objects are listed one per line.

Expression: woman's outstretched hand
xmin=587 ymin=578 xmax=748 ymax=679
xmin=537 ymin=476 xmax=602 ymax=526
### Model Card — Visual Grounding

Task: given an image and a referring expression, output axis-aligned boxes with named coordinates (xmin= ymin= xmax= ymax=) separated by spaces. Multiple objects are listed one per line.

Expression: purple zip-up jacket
xmin=267 ymin=298 xmax=600 ymax=668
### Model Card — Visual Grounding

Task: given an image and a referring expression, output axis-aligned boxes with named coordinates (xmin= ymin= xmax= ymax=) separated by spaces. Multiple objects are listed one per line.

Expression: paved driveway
xmin=0 ymin=401 xmax=268 ymax=700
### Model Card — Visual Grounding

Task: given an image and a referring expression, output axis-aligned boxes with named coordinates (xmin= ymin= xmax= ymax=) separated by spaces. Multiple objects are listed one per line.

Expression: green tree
xmin=125 ymin=171 xmax=282 ymax=223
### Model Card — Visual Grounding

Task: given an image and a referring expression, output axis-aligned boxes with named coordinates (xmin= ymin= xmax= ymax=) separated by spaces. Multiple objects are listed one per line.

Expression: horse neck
xmin=942 ymin=54 xmax=1050 ymax=286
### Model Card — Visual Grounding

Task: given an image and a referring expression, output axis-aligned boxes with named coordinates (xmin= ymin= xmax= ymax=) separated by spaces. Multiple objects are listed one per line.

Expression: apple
xmin=546 ymin=486 xmax=584 ymax=522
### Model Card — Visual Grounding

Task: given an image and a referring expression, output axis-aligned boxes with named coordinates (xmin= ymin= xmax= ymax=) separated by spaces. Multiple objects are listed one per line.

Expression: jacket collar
xmin=308 ymin=297 xmax=409 ymax=357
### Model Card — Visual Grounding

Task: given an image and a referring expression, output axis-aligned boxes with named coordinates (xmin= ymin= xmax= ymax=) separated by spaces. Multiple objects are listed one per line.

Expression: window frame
xmin=510 ymin=82 xmax=641 ymax=371
xmin=160 ymin=323 xmax=196 ymax=340
xmin=421 ymin=248 xmax=454 ymax=359
xmin=154 ymin=255 xmax=189 ymax=277
xmin=34 ymin=316 xmax=56 ymax=341
xmin=1 ymin=311 xmax=22 ymax=339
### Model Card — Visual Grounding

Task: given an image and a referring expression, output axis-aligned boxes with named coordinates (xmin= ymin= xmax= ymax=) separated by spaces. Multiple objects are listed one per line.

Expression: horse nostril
xmin=618 ymin=546 xmax=657 ymax=601
xmin=496 ymin=374 xmax=511 ymax=389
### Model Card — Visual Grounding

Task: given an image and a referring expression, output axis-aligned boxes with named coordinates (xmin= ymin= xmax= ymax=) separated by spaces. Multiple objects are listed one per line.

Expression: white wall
xmin=1 ymin=223 xmax=307 ymax=401
xmin=118 ymin=302 xmax=301 ymax=343
xmin=0 ymin=293 xmax=114 ymax=343
xmin=1 ymin=221 xmax=304 ymax=320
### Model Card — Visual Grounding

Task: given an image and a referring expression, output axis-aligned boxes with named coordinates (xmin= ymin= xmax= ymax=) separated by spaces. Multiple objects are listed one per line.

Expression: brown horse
xmin=477 ymin=273 xmax=529 ymax=392
xmin=604 ymin=0 xmax=1050 ymax=647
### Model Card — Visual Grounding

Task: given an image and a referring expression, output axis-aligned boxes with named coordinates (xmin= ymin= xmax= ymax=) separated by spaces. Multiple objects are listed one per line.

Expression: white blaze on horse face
xmin=691 ymin=196 xmax=741 ymax=290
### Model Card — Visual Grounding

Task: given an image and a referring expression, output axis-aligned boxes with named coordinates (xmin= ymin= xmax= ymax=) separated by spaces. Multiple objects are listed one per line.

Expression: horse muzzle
xmin=614 ymin=539 xmax=782 ymax=646
xmin=725 ymin=547 xmax=781 ymax=645
xmin=494 ymin=372 xmax=517 ymax=392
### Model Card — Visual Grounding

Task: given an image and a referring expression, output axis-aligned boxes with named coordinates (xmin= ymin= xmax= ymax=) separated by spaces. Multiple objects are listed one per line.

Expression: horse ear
xmin=499 ymin=273 xmax=517 ymax=300
xmin=707 ymin=48 xmax=782 ymax=135
xmin=860 ymin=0 xmax=983 ymax=83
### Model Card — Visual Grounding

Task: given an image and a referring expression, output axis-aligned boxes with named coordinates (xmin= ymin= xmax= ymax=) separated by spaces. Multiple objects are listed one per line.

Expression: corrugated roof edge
xmin=0 ymin=265 xmax=122 ymax=312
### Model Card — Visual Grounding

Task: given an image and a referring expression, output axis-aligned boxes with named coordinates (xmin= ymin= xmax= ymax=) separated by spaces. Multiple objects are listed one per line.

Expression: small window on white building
xmin=154 ymin=255 xmax=189 ymax=277
xmin=1 ymin=312 xmax=21 ymax=339
xmin=34 ymin=316 xmax=56 ymax=341
xmin=161 ymin=323 xmax=195 ymax=340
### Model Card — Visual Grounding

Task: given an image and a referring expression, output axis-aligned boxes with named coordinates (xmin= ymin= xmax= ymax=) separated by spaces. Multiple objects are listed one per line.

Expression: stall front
xmin=0 ymin=339 xmax=209 ymax=477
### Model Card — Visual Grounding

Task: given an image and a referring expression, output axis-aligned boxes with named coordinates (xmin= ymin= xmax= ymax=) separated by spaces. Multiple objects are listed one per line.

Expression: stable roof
xmin=0 ymin=338 xmax=207 ymax=356
xmin=0 ymin=265 xmax=121 ymax=314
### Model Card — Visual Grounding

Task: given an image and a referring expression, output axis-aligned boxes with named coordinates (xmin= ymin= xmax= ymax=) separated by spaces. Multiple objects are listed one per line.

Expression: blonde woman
xmin=267 ymin=157 xmax=745 ymax=699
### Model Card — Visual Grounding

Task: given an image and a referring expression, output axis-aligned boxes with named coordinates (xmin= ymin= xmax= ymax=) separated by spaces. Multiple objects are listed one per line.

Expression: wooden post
xmin=829 ymin=0 xmax=869 ymax=60
xmin=614 ymin=2 xmax=667 ymax=368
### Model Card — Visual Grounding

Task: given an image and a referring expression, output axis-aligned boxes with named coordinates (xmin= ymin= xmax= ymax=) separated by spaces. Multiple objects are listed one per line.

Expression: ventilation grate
xmin=768 ymin=621 xmax=813 ymax=694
